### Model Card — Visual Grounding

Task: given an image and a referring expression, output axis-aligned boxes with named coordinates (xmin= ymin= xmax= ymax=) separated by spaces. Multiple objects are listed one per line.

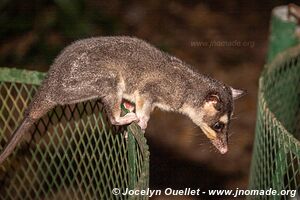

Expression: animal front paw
xmin=137 ymin=116 xmax=149 ymax=131
xmin=110 ymin=112 xmax=139 ymax=126
xmin=123 ymin=112 xmax=139 ymax=124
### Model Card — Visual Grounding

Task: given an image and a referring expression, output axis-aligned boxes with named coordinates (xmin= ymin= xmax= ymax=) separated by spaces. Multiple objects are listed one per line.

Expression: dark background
xmin=0 ymin=1 xmax=296 ymax=199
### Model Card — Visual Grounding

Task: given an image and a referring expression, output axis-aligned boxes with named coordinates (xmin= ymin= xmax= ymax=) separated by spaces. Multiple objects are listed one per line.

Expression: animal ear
xmin=205 ymin=94 xmax=220 ymax=104
xmin=204 ymin=93 xmax=221 ymax=113
xmin=231 ymin=87 xmax=246 ymax=100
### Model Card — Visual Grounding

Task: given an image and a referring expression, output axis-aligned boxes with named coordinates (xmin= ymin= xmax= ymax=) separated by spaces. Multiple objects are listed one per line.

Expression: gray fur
xmin=0 ymin=36 xmax=244 ymax=164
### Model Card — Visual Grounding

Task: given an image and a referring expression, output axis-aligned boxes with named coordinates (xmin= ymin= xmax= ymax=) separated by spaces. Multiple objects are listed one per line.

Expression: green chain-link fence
xmin=0 ymin=67 xmax=149 ymax=200
xmin=248 ymin=5 xmax=300 ymax=200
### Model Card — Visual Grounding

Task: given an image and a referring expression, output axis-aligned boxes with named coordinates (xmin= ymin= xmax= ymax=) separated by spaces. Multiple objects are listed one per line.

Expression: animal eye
xmin=213 ymin=122 xmax=225 ymax=132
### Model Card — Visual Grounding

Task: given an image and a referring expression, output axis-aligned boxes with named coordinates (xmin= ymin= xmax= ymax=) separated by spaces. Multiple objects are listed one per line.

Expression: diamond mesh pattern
xmin=0 ymin=68 xmax=149 ymax=200
xmin=248 ymin=46 xmax=300 ymax=200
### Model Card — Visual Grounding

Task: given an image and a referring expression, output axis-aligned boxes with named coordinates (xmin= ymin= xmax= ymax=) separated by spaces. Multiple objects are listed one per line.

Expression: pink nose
xmin=219 ymin=146 xmax=228 ymax=154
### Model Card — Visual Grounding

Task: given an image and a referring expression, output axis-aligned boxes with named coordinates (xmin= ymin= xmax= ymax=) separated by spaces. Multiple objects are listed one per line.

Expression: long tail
xmin=0 ymin=117 xmax=35 ymax=165
xmin=0 ymin=78 xmax=57 ymax=165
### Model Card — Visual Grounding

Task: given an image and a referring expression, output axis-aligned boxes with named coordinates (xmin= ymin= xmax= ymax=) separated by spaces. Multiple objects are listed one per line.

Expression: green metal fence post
xmin=128 ymin=130 xmax=137 ymax=199
xmin=248 ymin=5 xmax=300 ymax=200
xmin=267 ymin=5 xmax=299 ymax=62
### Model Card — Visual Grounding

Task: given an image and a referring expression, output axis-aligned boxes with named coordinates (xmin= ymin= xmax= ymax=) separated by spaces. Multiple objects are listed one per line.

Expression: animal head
xmin=183 ymin=85 xmax=245 ymax=154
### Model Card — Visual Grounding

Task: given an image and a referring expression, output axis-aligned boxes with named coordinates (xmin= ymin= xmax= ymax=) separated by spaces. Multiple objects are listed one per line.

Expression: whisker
xmin=212 ymin=148 xmax=218 ymax=154
xmin=228 ymin=132 xmax=235 ymax=138
xmin=228 ymin=139 xmax=234 ymax=145
xmin=189 ymin=132 xmax=201 ymax=136
xmin=200 ymin=146 xmax=211 ymax=153
xmin=231 ymin=110 xmax=248 ymax=118
xmin=208 ymin=145 xmax=215 ymax=153
xmin=197 ymin=139 xmax=209 ymax=144
xmin=192 ymin=125 xmax=199 ymax=130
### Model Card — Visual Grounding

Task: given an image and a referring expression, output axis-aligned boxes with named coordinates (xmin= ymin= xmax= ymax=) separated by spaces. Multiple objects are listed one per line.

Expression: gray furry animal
xmin=0 ymin=36 xmax=245 ymax=164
